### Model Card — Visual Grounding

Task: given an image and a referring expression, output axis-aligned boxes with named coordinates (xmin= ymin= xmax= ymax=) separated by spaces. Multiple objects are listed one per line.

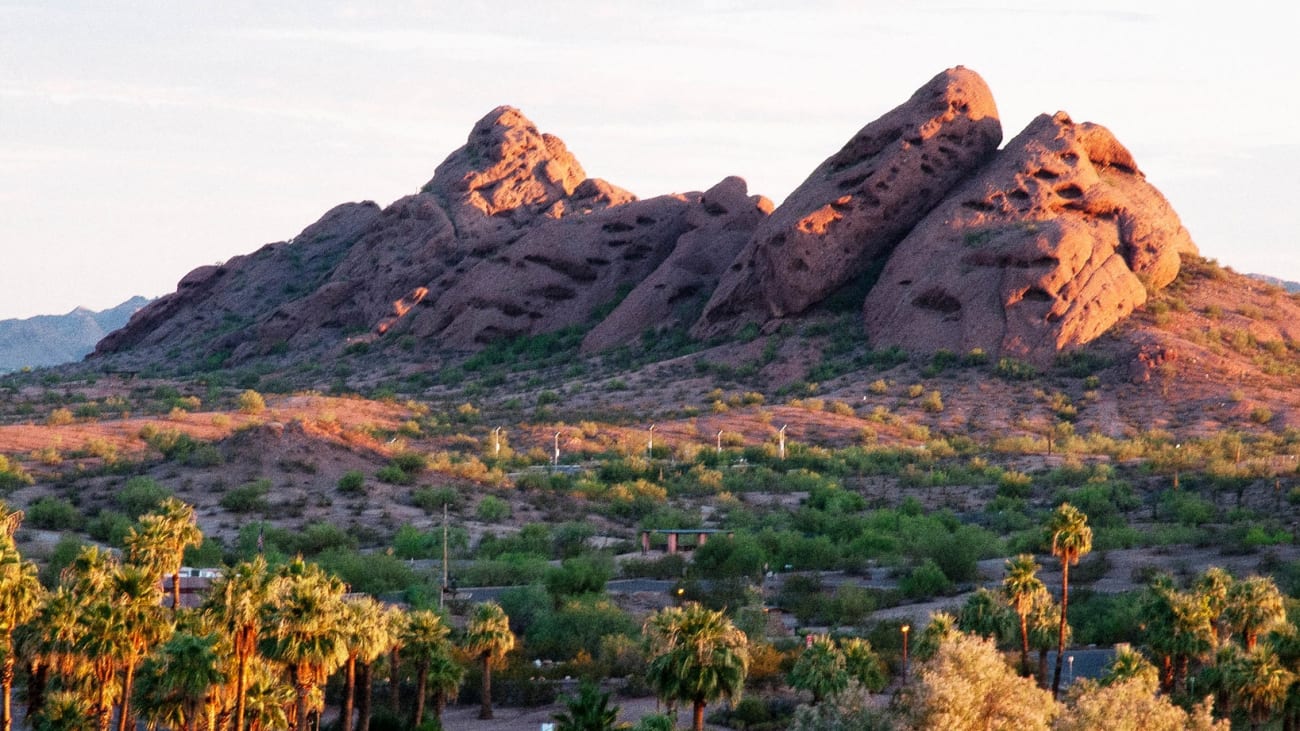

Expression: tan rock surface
xmin=862 ymin=112 xmax=1197 ymax=365
xmin=693 ymin=66 xmax=1002 ymax=339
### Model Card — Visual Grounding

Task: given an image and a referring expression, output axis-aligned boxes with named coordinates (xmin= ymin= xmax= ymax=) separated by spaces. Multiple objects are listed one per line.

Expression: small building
xmin=640 ymin=528 xmax=734 ymax=555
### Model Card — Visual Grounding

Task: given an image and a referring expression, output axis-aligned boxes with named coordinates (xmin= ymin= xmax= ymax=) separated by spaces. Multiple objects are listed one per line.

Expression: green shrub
xmin=476 ymin=495 xmax=511 ymax=522
xmin=994 ymin=357 xmax=1039 ymax=381
xmin=220 ymin=479 xmax=271 ymax=513
xmin=900 ymin=559 xmax=951 ymax=599
xmin=412 ymin=486 xmax=461 ymax=513
xmin=27 ymin=497 xmax=85 ymax=531
xmin=337 ymin=470 xmax=366 ymax=494
xmin=116 ymin=476 xmax=172 ymax=518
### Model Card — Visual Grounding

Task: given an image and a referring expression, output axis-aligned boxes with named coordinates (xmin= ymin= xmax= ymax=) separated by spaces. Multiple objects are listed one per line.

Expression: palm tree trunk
xmin=173 ymin=569 xmax=183 ymax=612
xmin=1018 ymin=614 xmax=1030 ymax=676
xmin=234 ymin=647 xmax=249 ymax=731
xmin=95 ymin=671 xmax=111 ymax=731
xmin=342 ymin=655 xmax=357 ymax=731
xmin=117 ymin=660 xmax=137 ymax=731
xmin=1037 ymin=649 xmax=1048 ymax=688
xmin=1 ymin=645 xmax=13 ymax=731
xmin=479 ymin=656 xmax=493 ymax=720
xmin=389 ymin=648 xmax=400 ymax=713
xmin=434 ymin=689 xmax=446 ymax=722
xmin=25 ymin=661 xmax=45 ymax=719
xmin=1052 ymin=562 xmax=1070 ymax=698
xmin=294 ymin=666 xmax=310 ymax=731
xmin=357 ymin=662 xmax=372 ymax=731
xmin=693 ymin=700 xmax=706 ymax=731
xmin=413 ymin=665 xmax=427 ymax=727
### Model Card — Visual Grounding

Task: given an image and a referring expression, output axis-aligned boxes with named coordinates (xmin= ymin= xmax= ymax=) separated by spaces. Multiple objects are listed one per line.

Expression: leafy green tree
xmin=788 ymin=635 xmax=847 ymax=704
xmin=463 ymin=602 xmax=516 ymax=720
xmin=0 ymin=536 xmax=43 ymax=731
xmin=1046 ymin=503 xmax=1092 ymax=697
xmin=900 ymin=631 xmax=1058 ymax=731
xmin=1003 ymin=554 xmax=1046 ymax=676
xmin=552 ymin=682 xmax=621 ymax=731
xmin=1057 ymin=674 xmax=1225 ymax=731
xmin=643 ymin=602 xmax=749 ymax=731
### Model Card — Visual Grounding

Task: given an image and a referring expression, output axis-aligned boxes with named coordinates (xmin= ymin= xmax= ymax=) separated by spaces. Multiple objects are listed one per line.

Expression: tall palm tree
xmin=361 ymin=605 xmax=405 ymax=731
xmin=261 ymin=558 xmax=348 ymax=731
xmin=1046 ymin=502 xmax=1091 ymax=697
xmin=1195 ymin=566 xmax=1234 ymax=647
xmin=204 ymin=556 xmax=274 ymax=731
xmin=385 ymin=607 xmax=408 ymax=717
xmin=127 ymin=498 xmax=202 ymax=612
xmin=339 ymin=597 xmax=392 ymax=731
xmin=110 ymin=564 xmax=172 ymax=731
xmin=1139 ymin=575 xmax=1213 ymax=692
xmin=643 ymin=602 xmax=749 ymax=731
xmin=401 ymin=609 xmax=457 ymax=727
xmin=463 ymin=602 xmax=516 ymax=721
xmin=0 ymin=536 xmax=43 ymax=731
xmin=1002 ymin=554 xmax=1046 ymax=676
xmin=1027 ymin=594 xmax=1064 ymax=689
xmin=1224 ymin=575 xmax=1287 ymax=652
xmin=131 ymin=631 xmax=226 ymax=731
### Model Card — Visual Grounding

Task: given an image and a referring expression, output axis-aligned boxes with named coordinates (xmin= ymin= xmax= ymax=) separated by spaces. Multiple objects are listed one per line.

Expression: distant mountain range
xmin=1250 ymin=274 xmax=1300 ymax=293
xmin=0 ymin=297 xmax=150 ymax=373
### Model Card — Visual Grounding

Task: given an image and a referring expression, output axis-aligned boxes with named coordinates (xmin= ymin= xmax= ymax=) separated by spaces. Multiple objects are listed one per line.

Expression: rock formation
xmin=581 ymin=177 xmax=773 ymax=353
xmin=692 ymin=67 xmax=1002 ymax=339
xmin=93 ymin=70 xmax=1200 ymax=371
xmin=862 ymin=112 xmax=1197 ymax=364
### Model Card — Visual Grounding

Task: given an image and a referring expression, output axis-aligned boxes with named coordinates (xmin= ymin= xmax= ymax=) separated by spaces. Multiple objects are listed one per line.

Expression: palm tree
xmin=1003 ymin=554 xmax=1046 ymax=676
xmin=1195 ymin=566 xmax=1234 ymax=647
xmin=463 ymin=602 xmax=515 ymax=720
xmin=401 ymin=609 xmax=458 ymax=726
xmin=1101 ymin=643 xmax=1159 ymax=687
xmin=1139 ymin=576 xmax=1213 ymax=692
xmin=204 ymin=556 xmax=274 ymax=731
xmin=261 ymin=558 xmax=348 ymax=731
xmin=643 ymin=603 xmax=749 ymax=731
xmin=110 ymin=564 xmax=172 ymax=731
xmin=553 ymin=682 xmax=620 ymax=731
xmin=385 ymin=607 xmax=408 ymax=717
xmin=839 ymin=637 xmax=888 ymax=692
xmin=0 ymin=536 xmax=43 ymax=731
xmin=339 ymin=597 xmax=392 ymax=731
xmin=127 ymin=498 xmax=202 ymax=611
xmin=1028 ymin=594 xmax=1065 ymax=689
xmin=1226 ymin=645 xmax=1296 ymax=731
xmin=361 ymin=605 xmax=405 ymax=731
xmin=131 ymin=631 xmax=226 ymax=731
xmin=1224 ymin=575 xmax=1287 ymax=652
xmin=957 ymin=587 xmax=1010 ymax=642
xmin=788 ymin=635 xmax=846 ymax=704
xmin=1046 ymin=502 xmax=1091 ymax=698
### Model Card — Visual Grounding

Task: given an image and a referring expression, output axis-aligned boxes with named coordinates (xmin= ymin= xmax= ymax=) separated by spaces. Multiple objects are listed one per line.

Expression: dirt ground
xmin=439 ymin=696 xmax=725 ymax=731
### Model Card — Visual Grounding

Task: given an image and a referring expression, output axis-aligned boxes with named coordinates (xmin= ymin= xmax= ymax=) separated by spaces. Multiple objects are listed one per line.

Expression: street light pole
xmin=901 ymin=624 xmax=910 ymax=679
xmin=648 ymin=424 xmax=655 ymax=458
xmin=779 ymin=424 xmax=787 ymax=460
xmin=493 ymin=426 xmax=502 ymax=459
xmin=716 ymin=430 xmax=723 ymax=456
xmin=553 ymin=431 xmax=561 ymax=468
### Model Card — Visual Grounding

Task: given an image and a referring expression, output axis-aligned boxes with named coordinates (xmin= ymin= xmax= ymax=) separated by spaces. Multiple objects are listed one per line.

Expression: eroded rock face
xmin=582 ymin=177 xmax=773 ymax=353
xmin=693 ymin=66 xmax=1002 ymax=339
xmin=862 ymin=112 xmax=1197 ymax=365
xmin=414 ymin=192 xmax=706 ymax=348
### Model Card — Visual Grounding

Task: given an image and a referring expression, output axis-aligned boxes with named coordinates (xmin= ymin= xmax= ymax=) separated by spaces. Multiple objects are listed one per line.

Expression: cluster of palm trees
xmin=0 ymin=500 xmax=518 ymax=731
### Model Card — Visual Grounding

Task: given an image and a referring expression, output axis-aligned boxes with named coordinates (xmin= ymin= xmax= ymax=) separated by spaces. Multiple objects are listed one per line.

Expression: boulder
xmin=862 ymin=112 xmax=1197 ymax=365
xmin=693 ymin=66 xmax=1002 ymax=339
xmin=582 ymin=177 xmax=773 ymax=353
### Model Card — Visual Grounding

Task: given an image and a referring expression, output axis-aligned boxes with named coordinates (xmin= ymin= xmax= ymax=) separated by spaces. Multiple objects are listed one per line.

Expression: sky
xmin=2 ymin=1 xmax=1297 ymax=320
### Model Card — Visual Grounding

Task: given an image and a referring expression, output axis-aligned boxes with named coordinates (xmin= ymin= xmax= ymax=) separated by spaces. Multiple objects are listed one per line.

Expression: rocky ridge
xmin=95 ymin=68 xmax=1196 ymax=368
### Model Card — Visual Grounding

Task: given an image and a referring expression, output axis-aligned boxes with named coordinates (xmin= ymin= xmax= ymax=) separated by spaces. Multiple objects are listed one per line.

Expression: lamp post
xmin=648 ymin=424 xmax=655 ymax=458
xmin=778 ymin=424 xmax=787 ymax=460
xmin=717 ymin=430 xmax=723 ymax=456
xmin=493 ymin=426 xmax=502 ymax=459
xmin=901 ymin=624 xmax=910 ymax=679
xmin=553 ymin=431 xmax=561 ymax=468
xmin=1067 ymin=655 xmax=1074 ymax=686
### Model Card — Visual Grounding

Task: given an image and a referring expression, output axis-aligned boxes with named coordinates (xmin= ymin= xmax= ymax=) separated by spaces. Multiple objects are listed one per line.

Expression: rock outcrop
xmin=581 ymin=177 xmax=773 ymax=353
xmin=862 ymin=112 xmax=1197 ymax=364
xmin=693 ymin=67 xmax=1002 ymax=339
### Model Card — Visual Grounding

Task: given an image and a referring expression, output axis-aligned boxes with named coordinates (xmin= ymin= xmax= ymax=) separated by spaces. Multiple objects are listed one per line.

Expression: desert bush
xmin=476 ymin=495 xmax=511 ymax=522
xmin=27 ymin=497 xmax=85 ymax=531
xmin=46 ymin=407 xmax=74 ymax=426
xmin=220 ymin=479 xmax=271 ymax=513
xmin=236 ymin=389 xmax=266 ymax=414
xmin=920 ymin=390 xmax=944 ymax=413
xmin=116 ymin=476 xmax=172 ymax=518
xmin=0 ymin=455 xmax=34 ymax=491
xmin=337 ymin=470 xmax=366 ymax=494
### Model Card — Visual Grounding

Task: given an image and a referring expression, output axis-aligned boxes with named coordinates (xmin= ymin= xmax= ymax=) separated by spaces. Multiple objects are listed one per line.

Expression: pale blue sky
xmin=2 ymin=1 xmax=1296 ymax=319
